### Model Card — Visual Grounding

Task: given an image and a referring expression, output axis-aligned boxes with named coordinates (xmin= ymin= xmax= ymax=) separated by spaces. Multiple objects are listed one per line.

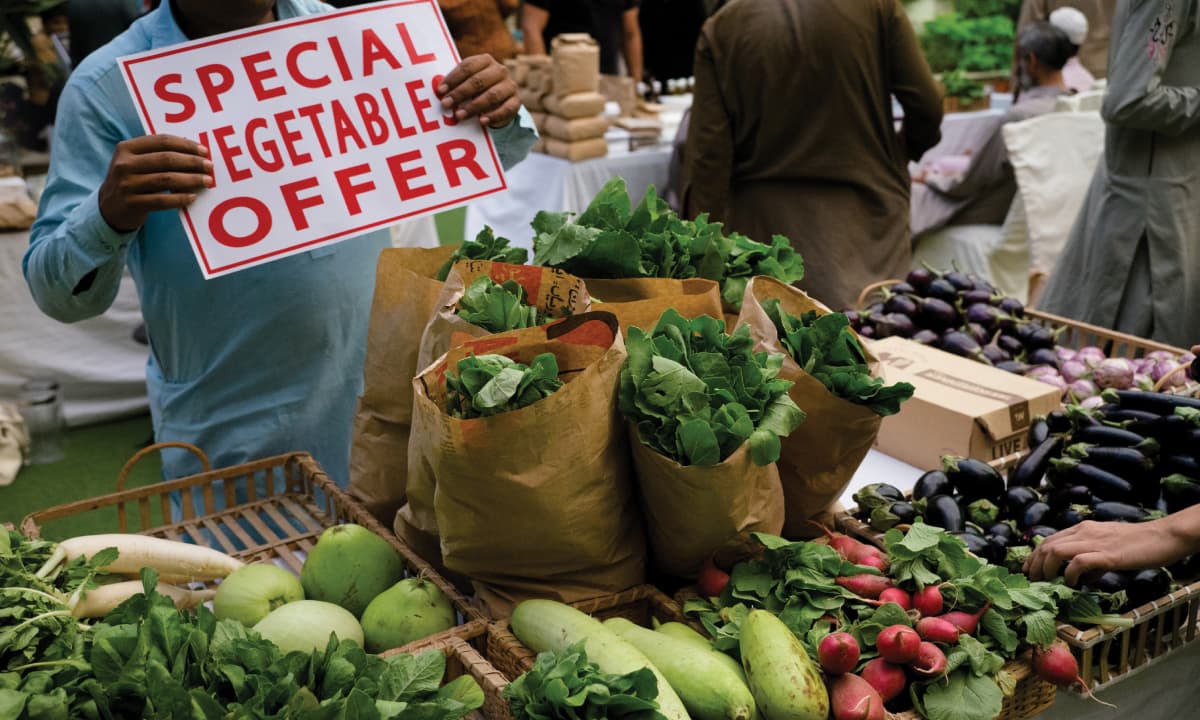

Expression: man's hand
xmin=1024 ymin=516 xmax=1198 ymax=585
xmin=98 ymin=135 xmax=212 ymax=233
xmin=437 ymin=54 xmax=521 ymax=129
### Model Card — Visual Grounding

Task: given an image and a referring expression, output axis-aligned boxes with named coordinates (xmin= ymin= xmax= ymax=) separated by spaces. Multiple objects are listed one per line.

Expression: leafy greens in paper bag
xmin=445 ymin=353 xmax=563 ymax=419
xmin=531 ymin=178 xmax=804 ymax=309
xmin=456 ymin=277 xmax=554 ymax=333
xmin=619 ymin=309 xmax=805 ymax=466
xmin=761 ymin=300 xmax=915 ymax=417
xmin=436 ymin=226 xmax=529 ymax=281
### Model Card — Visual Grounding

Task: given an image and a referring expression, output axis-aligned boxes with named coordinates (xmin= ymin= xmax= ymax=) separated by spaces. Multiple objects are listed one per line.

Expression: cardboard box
xmin=869 ymin=336 xmax=1061 ymax=470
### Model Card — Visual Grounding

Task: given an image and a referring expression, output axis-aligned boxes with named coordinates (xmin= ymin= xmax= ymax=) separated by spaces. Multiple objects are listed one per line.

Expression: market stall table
xmin=843 ymin=449 xmax=1200 ymax=720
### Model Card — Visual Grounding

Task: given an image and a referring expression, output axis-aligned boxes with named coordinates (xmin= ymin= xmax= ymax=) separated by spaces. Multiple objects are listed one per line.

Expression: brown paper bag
xmin=415 ymin=261 xmax=591 ymax=399
xmin=403 ymin=312 xmax=645 ymax=616
xmin=545 ymin=137 xmax=608 ymax=162
xmin=630 ymin=433 xmax=784 ymax=579
xmin=348 ymin=245 xmax=457 ymax=523
xmin=543 ymin=115 xmax=610 ymax=142
xmin=518 ymin=87 xmax=545 ymax=113
xmin=551 ymin=33 xmax=600 ymax=96
xmin=584 ymin=277 xmax=724 ymax=335
xmin=737 ymin=276 xmax=883 ymax=539
xmin=543 ymin=92 xmax=607 ymax=119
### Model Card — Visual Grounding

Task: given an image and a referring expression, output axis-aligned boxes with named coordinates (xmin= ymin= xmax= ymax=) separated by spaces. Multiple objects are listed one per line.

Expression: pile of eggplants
xmin=853 ymin=389 xmax=1200 ymax=611
xmin=847 ymin=268 xmax=1195 ymax=405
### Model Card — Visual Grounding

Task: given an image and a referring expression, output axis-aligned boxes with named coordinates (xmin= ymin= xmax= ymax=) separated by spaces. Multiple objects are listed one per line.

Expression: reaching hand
xmin=436 ymin=54 xmax=521 ymax=129
xmin=98 ymin=134 xmax=212 ymax=232
xmin=1024 ymin=515 xmax=1199 ymax=585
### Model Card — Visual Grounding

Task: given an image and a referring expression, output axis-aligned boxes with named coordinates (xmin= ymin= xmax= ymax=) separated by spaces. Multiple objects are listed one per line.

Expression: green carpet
xmin=0 ymin=414 xmax=162 ymax=540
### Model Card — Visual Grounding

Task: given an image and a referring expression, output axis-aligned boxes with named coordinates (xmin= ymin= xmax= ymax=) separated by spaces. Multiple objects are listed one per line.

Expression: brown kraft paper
xmin=630 ymin=435 xmax=784 ymax=579
xmin=551 ymin=33 xmax=600 ymax=96
xmin=544 ymin=137 xmax=608 ymax=162
xmin=414 ymin=260 xmax=590 ymax=379
xmin=403 ymin=312 xmax=646 ymax=616
xmin=543 ymin=91 xmax=607 ymax=119
xmin=584 ymin=277 xmax=724 ymax=335
xmin=348 ymin=245 xmax=457 ymax=524
xmin=737 ymin=276 xmax=883 ymax=539
xmin=543 ymin=115 xmax=610 ymax=142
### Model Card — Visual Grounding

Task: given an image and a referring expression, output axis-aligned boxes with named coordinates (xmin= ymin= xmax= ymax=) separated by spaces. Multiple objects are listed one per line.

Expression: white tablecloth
xmin=464 ymin=143 xmax=675 ymax=252
xmin=842 ymin=450 xmax=1200 ymax=719
xmin=0 ymin=231 xmax=149 ymax=426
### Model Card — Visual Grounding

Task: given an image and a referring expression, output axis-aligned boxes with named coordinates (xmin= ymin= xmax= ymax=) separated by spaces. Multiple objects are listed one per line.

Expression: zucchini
xmin=510 ymin=600 xmax=690 ymax=720
xmin=739 ymin=610 xmax=828 ymax=720
xmin=606 ymin=618 xmax=756 ymax=720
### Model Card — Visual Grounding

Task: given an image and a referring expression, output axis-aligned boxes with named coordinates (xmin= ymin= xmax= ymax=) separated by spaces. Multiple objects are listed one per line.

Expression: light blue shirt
xmin=25 ymin=0 xmax=536 ymax=487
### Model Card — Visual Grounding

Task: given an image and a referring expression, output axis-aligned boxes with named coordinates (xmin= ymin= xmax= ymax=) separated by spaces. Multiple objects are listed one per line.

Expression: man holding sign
xmin=24 ymin=0 xmax=535 ymax=488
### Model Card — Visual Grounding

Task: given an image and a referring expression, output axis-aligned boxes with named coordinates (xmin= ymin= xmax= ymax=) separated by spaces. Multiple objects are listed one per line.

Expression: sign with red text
xmin=118 ymin=0 xmax=506 ymax=279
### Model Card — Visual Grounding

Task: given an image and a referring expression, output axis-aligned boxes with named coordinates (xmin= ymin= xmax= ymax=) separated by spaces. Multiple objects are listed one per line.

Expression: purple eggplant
xmin=943 ymin=456 xmax=1006 ymax=504
xmin=1191 ymin=357 xmax=1200 ymax=383
xmin=1128 ymin=568 xmax=1170 ymax=608
xmin=1052 ymin=459 xmax=1135 ymax=502
xmin=997 ymin=335 xmax=1026 ymax=356
xmin=965 ymin=303 xmax=1004 ymax=329
xmin=1008 ymin=436 xmax=1062 ymax=489
xmin=1046 ymin=485 xmax=1094 ymax=511
xmin=1016 ymin=323 xmax=1056 ymax=350
xmin=962 ymin=289 xmax=994 ymax=306
xmin=1004 ymin=486 xmax=1041 ymax=514
xmin=1053 ymin=506 xmax=1088 ymax=528
xmin=857 ymin=325 xmax=875 ymax=339
xmin=1065 ymin=444 xmax=1153 ymax=479
xmin=906 ymin=267 xmax=935 ymax=293
xmin=1027 ymin=417 xmax=1051 ymax=447
xmin=918 ymin=297 xmax=960 ymax=330
xmin=982 ymin=344 xmax=1011 ymax=365
xmin=998 ymin=296 xmax=1025 ymax=318
xmin=988 ymin=522 xmax=1016 ymax=541
xmin=941 ymin=331 xmax=989 ymax=364
xmin=944 ymin=270 xmax=976 ymax=291
xmin=914 ymin=469 xmax=953 ymax=500
xmin=884 ymin=293 xmax=919 ymax=316
xmin=912 ymin=329 xmax=940 ymax=345
xmin=1163 ymin=474 xmax=1200 ymax=513
xmin=1028 ymin=348 xmax=1060 ymax=367
xmin=845 ymin=310 xmax=862 ymax=326
xmin=1091 ymin=501 xmax=1150 ymax=522
xmin=926 ymin=278 xmax=959 ymax=301
xmin=964 ymin=322 xmax=990 ymax=346
xmin=995 ymin=360 xmax=1030 ymax=374
xmin=865 ymin=302 xmax=885 ymax=316
xmin=1104 ymin=389 xmax=1200 ymax=414
xmin=873 ymin=313 xmax=916 ymax=339
xmin=924 ymin=494 xmax=965 ymax=533
xmin=890 ymin=281 xmax=917 ymax=295
xmin=1019 ymin=501 xmax=1053 ymax=529
xmin=1072 ymin=425 xmax=1158 ymax=452
xmin=1025 ymin=525 xmax=1059 ymax=541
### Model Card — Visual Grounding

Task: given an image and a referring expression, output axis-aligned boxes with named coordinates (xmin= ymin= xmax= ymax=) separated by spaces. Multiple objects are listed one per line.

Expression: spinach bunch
xmin=619 ymin=310 xmax=805 ymax=466
xmin=456 ymin=277 xmax=550 ymax=334
xmin=436 ymin=226 xmax=529 ymax=282
xmin=763 ymin=300 xmax=914 ymax=417
xmin=531 ymin=178 xmax=804 ymax=310
xmin=504 ymin=643 xmax=666 ymax=720
xmin=445 ymin=354 xmax=563 ymax=419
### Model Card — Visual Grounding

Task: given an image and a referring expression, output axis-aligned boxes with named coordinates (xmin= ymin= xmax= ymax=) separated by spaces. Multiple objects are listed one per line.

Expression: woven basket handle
xmin=117 ymin=441 xmax=210 ymax=492
xmin=1153 ymin=361 xmax=1193 ymax=393
xmin=855 ymin=279 xmax=901 ymax=311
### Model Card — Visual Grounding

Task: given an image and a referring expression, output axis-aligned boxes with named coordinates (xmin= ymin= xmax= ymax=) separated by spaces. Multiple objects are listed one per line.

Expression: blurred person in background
xmin=682 ymin=0 xmax=942 ymax=311
xmin=1037 ymin=0 xmax=1200 ymax=349
xmin=1018 ymin=0 xmax=1114 ymax=78
xmin=910 ymin=22 xmax=1074 ymax=237
xmin=1048 ymin=6 xmax=1096 ymax=92
xmin=522 ymin=0 xmax=643 ymax=82
xmin=322 ymin=0 xmax=521 ymax=60
xmin=639 ymin=0 xmax=705 ymax=84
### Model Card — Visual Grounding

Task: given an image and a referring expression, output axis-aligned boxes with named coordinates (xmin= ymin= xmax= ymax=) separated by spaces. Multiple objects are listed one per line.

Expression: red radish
xmin=830 ymin=673 xmax=886 ymax=720
xmin=910 ymin=642 xmax=948 ymax=678
xmin=697 ymin=554 xmax=730 ymax=597
xmin=876 ymin=625 xmax=921 ymax=664
xmin=1032 ymin=642 xmax=1116 ymax=708
xmin=860 ymin=658 xmax=907 ymax=702
xmin=819 ymin=632 xmax=861 ymax=675
xmin=915 ymin=616 xmax=960 ymax=644
xmin=938 ymin=600 xmax=992 ymax=636
xmin=912 ymin=585 xmax=944 ymax=617
xmin=812 ymin=522 xmax=889 ymax=568
xmin=856 ymin=554 xmax=888 ymax=572
xmin=835 ymin=574 xmax=894 ymax=599
xmin=878 ymin=588 xmax=911 ymax=610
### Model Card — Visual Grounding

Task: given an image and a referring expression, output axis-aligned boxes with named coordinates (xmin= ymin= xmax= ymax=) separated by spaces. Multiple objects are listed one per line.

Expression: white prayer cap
xmin=1049 ymin=7 xmax=1089 ymax=46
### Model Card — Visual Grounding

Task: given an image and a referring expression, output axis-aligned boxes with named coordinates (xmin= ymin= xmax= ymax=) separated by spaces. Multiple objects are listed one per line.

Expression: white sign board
xmin=119 ymin=0 xmax=507 ymax=279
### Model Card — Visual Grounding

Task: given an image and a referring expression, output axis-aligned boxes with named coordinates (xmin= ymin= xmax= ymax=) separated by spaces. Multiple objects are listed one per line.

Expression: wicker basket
xmin=486 ymin=585 xmax=686 ymax=681
xmin=855 ymin=280 xmax=1187 ymax=358
xmin=383 ymin=622 xmax=513 ymax=720
xmin=19 ymin=443 xmax=485 ymax=651
xmin=673 ymin=589 xmax=1053 ymax=720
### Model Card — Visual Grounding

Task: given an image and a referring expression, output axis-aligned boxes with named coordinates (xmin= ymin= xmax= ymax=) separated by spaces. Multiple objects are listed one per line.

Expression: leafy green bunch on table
xmin=445 ymin=353 xmax=563 ymax=419
xmin=619 ymin=309 xmax=805 ymax=466
xmin=531 ymin=178 xmax=805 ymax=310
xmin=504 ymin=642 xmax=667 ymax=720
xmin=436 ymin=226 xmax=529 ymax=282
xmin=762 ymin=300 xmax=914 ymax=416
xmin=684 ymin=525 xmax=1128 ymax=720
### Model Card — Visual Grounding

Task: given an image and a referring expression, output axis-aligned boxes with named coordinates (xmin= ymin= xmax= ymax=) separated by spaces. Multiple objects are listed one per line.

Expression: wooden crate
xmin=485 ymin=585 xmax=685 ymax=681
xmin=19 ymin=443 xmax=485 ymax=652
xmin=383 ymin=622 xmax=513 ymax=720
xmin=674 ymin=588 xmax=1054 ymax=720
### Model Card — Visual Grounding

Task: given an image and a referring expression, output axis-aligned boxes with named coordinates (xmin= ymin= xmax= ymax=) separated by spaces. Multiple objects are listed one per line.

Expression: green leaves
xmin=456 ymin=277 xmax=551 ymax=334
xmin=619 ymin=310 xmax=804 ymax=466
xmin=531 ymin=178 xmax=805 ymax=310
xmin=763 ymin=300 xmax=914 ymax=416
xmin=445 ymin=354 xmax=563 ymax=419
xmin=503 ymin=643 xmax=666 ymax=720
xmin=437 ymin=227 xmax=530 ymax=282
xmin=920 ymin=668 xmax=1004 ymax=720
